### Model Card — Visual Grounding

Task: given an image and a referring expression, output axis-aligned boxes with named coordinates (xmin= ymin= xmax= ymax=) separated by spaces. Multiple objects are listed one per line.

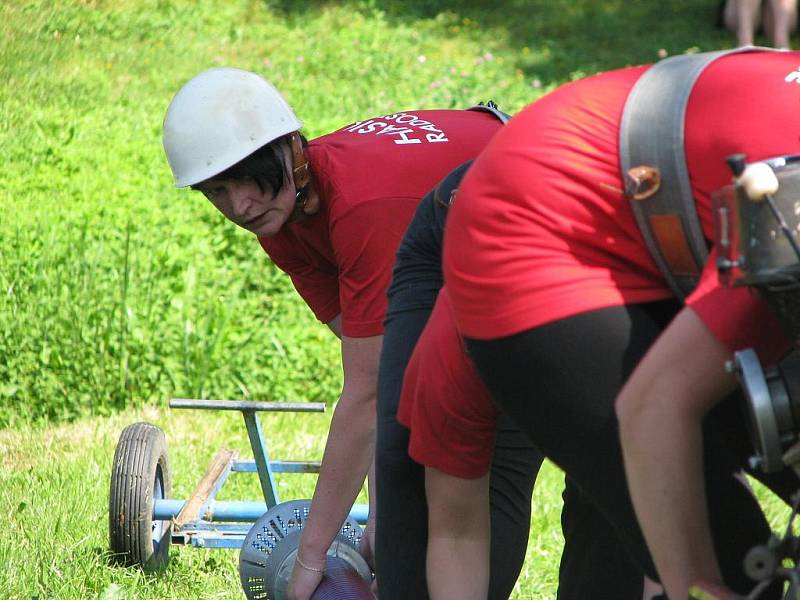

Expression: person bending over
xmin=163 ymin=68 xmax=527 ymax=600
xmin=440 ymin=50 xmax=800 ymax=599
xmin=161 ymin=67 xmax=503 ymax=600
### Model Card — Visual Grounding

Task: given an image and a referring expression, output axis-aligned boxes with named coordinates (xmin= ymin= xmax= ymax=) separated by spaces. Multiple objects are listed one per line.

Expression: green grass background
xmin=0 ymin=0 xmax=791 ymax=598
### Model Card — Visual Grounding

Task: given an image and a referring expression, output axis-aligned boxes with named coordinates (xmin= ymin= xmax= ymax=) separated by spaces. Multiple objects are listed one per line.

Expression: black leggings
xmin=375 ymin=164 xmax=646 ymax=599
xmin=466 ymin=301 xmax=796 ymax=598
xmin=375 ymin=165 xmax=542 ymax=599
xmin=377 ymin=309 xmax=541 ymax=599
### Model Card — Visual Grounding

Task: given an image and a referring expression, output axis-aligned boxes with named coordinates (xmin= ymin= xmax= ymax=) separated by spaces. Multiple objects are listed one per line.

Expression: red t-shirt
xmin=444 ymin=52 xmax=800 ymax=364
xmin=259 ymin=109 xmax=501 ymax=337
xmin=398 ymin=288 xmax=498 ymax=478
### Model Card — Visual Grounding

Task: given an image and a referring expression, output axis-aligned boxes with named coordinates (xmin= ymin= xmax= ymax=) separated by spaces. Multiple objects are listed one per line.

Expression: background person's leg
xmin=557 ymin=478 xmax=644 ymax=599
xmin=376 ymin=307 xmax=434 ymax=600
xmin=723 ymin=0 xmax=763 ymax=46
xmin=488 ymin=414 xmax=543 ymax=599
xmin=764 ymin=0 xmax=797 ymax=47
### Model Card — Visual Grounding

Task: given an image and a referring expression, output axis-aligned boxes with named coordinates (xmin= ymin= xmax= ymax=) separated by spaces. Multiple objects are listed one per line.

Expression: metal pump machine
xmin=714 ymin=153 xmax=800 ymax=597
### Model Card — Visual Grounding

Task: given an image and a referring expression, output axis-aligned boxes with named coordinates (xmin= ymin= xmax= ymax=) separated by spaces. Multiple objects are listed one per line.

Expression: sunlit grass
xmin=0 ymin=0 xmax=788 ymax=597
xmin=0 ymin=0 xmax=738 ymax=425
xmin=0 ymin=406 xmax=561 ymax=599
xmin=1 ymin=408 xmax=789 ymax=599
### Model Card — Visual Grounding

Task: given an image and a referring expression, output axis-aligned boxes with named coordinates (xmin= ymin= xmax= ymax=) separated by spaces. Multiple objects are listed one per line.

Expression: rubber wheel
xmin=109 ymin=422 xmax=172 ymax=571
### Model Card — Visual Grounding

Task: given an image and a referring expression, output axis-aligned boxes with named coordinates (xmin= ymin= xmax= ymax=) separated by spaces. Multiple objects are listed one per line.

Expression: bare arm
xmin=288 ymin=331 xmax=382 ymax=600
xmin=616 ymin=307 xmax=738 ymax=599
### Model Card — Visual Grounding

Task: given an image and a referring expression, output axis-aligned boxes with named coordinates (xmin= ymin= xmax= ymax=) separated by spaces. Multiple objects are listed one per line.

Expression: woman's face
xmin=195 ymin=146 xmax=296 ymax=238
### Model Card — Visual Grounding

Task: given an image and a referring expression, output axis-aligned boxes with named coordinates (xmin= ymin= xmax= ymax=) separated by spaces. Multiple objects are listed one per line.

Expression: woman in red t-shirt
xmin=162 ymin=67 xmax=506 ymax=600
xmin=442 ymin=51 xmax=800 ymax=599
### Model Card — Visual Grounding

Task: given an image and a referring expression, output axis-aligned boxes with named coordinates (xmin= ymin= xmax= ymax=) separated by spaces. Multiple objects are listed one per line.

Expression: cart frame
xmin=154 ymin=398 xmax=368 ymax=550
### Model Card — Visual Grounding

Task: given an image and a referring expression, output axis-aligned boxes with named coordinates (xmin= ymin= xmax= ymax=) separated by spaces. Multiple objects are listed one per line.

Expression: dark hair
xmin=193 ymin=133 xmax=303 ymax=198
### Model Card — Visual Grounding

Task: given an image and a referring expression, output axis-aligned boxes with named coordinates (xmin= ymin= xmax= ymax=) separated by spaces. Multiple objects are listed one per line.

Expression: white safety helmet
xmin=162 ymin=67 xmax=303 ymax=188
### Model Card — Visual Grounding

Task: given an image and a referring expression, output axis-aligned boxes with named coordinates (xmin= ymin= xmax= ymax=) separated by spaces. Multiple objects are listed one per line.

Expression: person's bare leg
xmin=724 ymin=0 xmax=763 ymax=46
xmin=426 ymin=467 xmax=490 ymax=600
xmin=764 ymin=0 xmax=797 ymax=48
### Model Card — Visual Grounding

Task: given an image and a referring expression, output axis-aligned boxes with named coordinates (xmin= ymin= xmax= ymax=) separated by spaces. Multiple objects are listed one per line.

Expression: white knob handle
xmin=739 ymin=162 xmax=779 ymax=202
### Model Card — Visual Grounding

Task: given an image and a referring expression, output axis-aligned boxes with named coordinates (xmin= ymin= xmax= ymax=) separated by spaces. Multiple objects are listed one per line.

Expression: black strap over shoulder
xmin=467 ymin=100 xmax=512 ymax=124
xmin=434 ymin=160 xmax=474 ymax=209
xmin=434 ymin=101 xmax=511 ymax=209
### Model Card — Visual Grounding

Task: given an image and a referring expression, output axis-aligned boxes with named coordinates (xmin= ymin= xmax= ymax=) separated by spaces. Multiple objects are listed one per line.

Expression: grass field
xmin=0 ymin=407 xmax=569 ymax=599
xmin=0 ymin=0 xmax=792 ymax=598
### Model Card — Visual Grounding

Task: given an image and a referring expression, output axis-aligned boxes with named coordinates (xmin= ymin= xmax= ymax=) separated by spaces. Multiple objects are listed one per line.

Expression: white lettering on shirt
xmin=785 ymin=66 xmax=800 ymax=83
xmin=425 ymin=132 xmax=449 ymax=143
xmin=376 ymin=124 xmax=423 ymax=144
xmin=342 ymin=112 xmax=449 ymax=145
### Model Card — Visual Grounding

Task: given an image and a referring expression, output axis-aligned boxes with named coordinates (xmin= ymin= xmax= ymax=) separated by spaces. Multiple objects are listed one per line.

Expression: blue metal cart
xmin=108 ymin=398 xmax=368 ymax=571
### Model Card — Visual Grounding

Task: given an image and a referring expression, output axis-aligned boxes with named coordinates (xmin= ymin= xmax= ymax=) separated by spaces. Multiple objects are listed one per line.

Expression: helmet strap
xmin=287 ymin=132 xmax=314 ymax=223
xmin=290 ymin=132 xmax=310 ymax=195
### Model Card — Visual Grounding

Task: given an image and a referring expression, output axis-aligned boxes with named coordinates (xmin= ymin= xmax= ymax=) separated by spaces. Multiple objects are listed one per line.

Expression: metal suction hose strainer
xmin=239 ymin=499 xmax=373 ymax=600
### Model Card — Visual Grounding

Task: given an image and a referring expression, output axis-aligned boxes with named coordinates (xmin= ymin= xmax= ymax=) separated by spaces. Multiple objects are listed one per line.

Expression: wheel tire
xmin=109 ymin=422 xmax=172 ymax=571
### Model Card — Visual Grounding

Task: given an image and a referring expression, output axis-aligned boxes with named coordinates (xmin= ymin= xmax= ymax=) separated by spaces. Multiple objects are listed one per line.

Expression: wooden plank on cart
xmin=174 ymin=448 xmax=238 ymax=528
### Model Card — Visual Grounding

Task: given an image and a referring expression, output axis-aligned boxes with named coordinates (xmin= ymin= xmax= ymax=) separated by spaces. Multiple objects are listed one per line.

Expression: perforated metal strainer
xmin=239 ymin=499 xmax=373 ymax=600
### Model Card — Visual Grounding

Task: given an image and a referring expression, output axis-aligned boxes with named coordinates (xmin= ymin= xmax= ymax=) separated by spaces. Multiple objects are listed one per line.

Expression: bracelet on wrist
xmin=295 ymin=553 xmax=325 ymax=574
